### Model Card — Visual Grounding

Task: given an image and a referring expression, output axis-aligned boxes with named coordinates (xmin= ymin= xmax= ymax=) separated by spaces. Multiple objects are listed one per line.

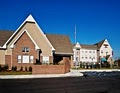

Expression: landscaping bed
xmin=0 ymin=71 xmax=32 ymax=75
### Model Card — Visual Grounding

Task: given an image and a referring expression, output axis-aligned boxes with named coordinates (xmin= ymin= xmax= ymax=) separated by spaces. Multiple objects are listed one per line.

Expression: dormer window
xmin=101 ymin=50 xmax=103 ymax=53
xmin=104 ymin=44 xmax=108 ymax=48
xmin=22 ymin=47 xmax=30 ymax=52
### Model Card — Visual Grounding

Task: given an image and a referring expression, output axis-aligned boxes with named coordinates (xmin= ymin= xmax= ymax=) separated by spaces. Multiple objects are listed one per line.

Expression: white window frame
xmin=18 ymin=55 xmax=21 ymax=63
xmin=43 ymin=56 xmax=49 ymax=64
xmin=22 ymin=55 xmax=29 ymax=63
xmin=30 ymin=56 xmax=34 ymax=63
xmin=22 ymin=47 xmax=30 ymax=52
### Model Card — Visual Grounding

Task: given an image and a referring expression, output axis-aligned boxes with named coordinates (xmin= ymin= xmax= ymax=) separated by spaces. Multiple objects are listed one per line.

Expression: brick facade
xmin=12 ymin=32 xmax=38 ymax=70
xmin=32 ymin=57 xmax=71 ymax=74
xmin=5 ymin=55 xmax=11 ymax=69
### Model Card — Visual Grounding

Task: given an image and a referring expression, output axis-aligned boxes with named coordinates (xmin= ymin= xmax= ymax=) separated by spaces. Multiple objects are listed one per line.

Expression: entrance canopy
xmin=101 ymin=58 xmax=107 ymax=62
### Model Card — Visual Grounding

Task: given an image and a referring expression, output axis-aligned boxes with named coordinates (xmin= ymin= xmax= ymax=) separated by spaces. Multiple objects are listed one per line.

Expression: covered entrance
xmin=53 ymin=53 xmax=72 ymax=65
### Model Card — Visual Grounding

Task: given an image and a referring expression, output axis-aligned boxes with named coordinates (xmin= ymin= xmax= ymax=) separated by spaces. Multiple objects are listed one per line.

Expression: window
xmin=22 ymin=47 xmax=30 ymax=52
xmin=30 ymin=56 xmax=34 ymax=63
xmin=105 ymin=46 xmax=108 ymax=48
xmin=76 ymin=52 xmax=79 ymax=55
xmin=101 ymin=50 xmax=103 ymax=53
xmin=22 ymin=55 xmax=29 ymax=63
xmin=89 ymin=51 xmax=92 ymax=53
xmin=82 ymin=56 xmax=84 ymax=59
xmin=18 ymin=55 xmax=21 ymax=63
xmin=89 ymin=56 xmax=91 ymax=59
xmin=104 ymin=44 xmax=108 ymax=48
xmin=85 ymin=56 xmax=88 ymax=59
xmin=43 ymin=56 xmax=49 ymax=64
xmin=85 ymin=51 xmax=87 ymax=53
xmin=93 ymin=51 xmax=95 ymax=53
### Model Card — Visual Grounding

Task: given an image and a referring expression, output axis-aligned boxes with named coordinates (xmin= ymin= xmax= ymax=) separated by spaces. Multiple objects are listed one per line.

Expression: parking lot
xmin=82 ymin=71 xmax=120 ymax=77
xmin=0 ymin=75 xmax=120 ymax=93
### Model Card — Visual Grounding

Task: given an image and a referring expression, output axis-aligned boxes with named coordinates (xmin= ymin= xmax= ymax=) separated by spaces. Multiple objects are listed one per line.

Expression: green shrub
xmin=12 ymin=66 xmax=17 ymax=71
xmin=3 ymin=64 xmax=9 ymax=71
xmin=0 ymin=65 xmax=2 ymax=71
xmin=12 ymin=66 xmax=14 ymax=71
xmin=25 ymin=67 xmax=27 ymax=71
xmin=20 ymin=66 xmax=23 ymax=71
xmin=14 ymin=66 xmax=17 ymax=71
xmin=29 ymin=66 xmax=32 ymax=72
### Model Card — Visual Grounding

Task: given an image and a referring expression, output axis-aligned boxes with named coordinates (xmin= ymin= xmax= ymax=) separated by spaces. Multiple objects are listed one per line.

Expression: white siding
xmin=80 ymin=49 xmax=97 ymax=62
xmin=0 ymin=50 xmax=5 ymax=64
xmin=99 ymin=39 xmax=113 ymax=58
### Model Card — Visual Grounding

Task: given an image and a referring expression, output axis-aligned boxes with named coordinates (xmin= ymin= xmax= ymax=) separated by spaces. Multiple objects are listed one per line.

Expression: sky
xmin=0 ymin=0 xmax=120 ymax=58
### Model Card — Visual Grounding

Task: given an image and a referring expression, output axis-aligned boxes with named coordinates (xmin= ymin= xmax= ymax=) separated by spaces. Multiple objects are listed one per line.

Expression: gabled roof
xmin=46 ymin=34 xmax=73 ymax=54
xmin=2 ymin=14 xmax=55 ymax=50
xmin=0 ymin=30 xmax=73 ymax=54
xmin=0 ymin=30 xmax=13 ymax=47
xmin=94 ymin=39 xmax=105 ymax=49
xmin=72 ymin=43 xmax=97 ymax=50
xmin=80 ymin=44 xmax=97 ymax=49
xmin=10 ymin=29 xmax=39 ymax=50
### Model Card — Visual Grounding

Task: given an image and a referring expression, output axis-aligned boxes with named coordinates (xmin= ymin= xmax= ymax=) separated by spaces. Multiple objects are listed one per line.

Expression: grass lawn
xmin=0 ymin=71 xmax=32 ymax=75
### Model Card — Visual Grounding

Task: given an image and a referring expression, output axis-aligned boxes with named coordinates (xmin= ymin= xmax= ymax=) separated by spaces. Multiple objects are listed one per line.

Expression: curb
xmin=0 ymin=72 xmax=83 ymax=79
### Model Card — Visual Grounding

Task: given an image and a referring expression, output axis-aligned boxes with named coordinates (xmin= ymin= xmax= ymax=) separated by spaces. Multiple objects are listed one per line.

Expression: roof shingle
xmin=80 ymin=44 xmax=97 ymax=49
xmin=0 ymin=30 xmax=14 ymax=46
xmin=46 ymin=34 xmax=73 ymax=54
xmin=94 ymin=39 xmax=105 ymax=49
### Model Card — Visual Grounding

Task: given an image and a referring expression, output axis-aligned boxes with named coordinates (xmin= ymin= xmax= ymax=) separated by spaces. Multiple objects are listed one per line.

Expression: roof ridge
xmin=94 ymin=39 xmax=105 ymax=45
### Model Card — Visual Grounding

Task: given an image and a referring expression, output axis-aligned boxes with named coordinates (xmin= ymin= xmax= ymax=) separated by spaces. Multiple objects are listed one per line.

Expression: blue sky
xmin=0 ymin=0 xmax=120 ymax=58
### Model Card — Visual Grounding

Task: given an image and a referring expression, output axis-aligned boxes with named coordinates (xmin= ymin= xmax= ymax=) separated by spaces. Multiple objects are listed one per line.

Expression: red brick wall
xmin=32 ymin=65 xmax=64 ymax=74
xmin=12 ymin=32 xmax=38 ymax=70
xmin=63 ymin=57 xmax=71 ymax=73
xmin=32 ymin=57 xmax=71 ymax=74
xmin=5 ymin=55 xmax=11 ymax=69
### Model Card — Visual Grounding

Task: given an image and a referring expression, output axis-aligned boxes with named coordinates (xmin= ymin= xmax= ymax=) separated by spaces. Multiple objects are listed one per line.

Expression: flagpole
xmin=75 ymin=25 xmax=77 ymax=69
xmin=75 ymin=25 xmax=76 ymax=44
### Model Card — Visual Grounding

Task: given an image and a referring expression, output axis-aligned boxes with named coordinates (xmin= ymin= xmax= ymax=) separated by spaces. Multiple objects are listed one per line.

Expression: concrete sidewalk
xmin=1 ymin=69 xmax=120 ymax=79
xmin=0 ymin=71 xmax=83 ymax=79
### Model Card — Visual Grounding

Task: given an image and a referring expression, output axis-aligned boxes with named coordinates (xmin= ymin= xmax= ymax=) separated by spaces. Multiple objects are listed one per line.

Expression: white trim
xmin=3 ymin=15 xmax=33 ymax=48
xmin=0 ymin=47 xmax=6 ymax=49
xmin=3 ymin=14 xmax=55 ymax=51
xmin=25 ymin=14 xmax=35 ymax=22
xmin=55 ymin=52 xmax=73 ymax=55
xmin=18 ymin=55 xmax=22 ymax=63
xmin=10 ymin=29 xmax=40 ymax=50
xmin=22 ymin=55 xmax=29 ymax=63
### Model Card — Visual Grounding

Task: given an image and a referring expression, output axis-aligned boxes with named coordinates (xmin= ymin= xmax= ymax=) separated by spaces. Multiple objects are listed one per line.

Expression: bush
xmin=14 ymin=66 xmax=17 ymax=71
xmin=29 ymin=66 xmax=32 ymax=72
xmin=12 ymin=66 xmax=17 ymax=71
xmin=3 ymin=64 xmax=9 ymax=71
xmin=20 ymin=66 xmax=23 ymax=71
xmin=0 ymin=65 xmax=2 ymax=72
xmin=12 ymin=66 xmax=14 ymax=71
xmin=25 ymin=67 xmax=27 ymax=71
